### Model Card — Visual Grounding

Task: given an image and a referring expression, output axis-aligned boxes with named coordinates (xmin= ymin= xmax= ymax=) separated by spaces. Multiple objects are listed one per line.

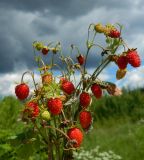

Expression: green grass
xmin=83 ymin=118 xmax=144 ymax=160
xmin=1 ymin=89 xmax=144 ymax=159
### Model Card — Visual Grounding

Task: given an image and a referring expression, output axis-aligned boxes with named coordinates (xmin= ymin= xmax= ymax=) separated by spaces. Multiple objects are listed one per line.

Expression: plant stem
xmin=21 ymin=71 xmax=37 ymax=91
xmin=91 ymin=57 xmax=109 ymax=79
xmin=95 ymin=60 xmax=110 ymax=78
xmin=53 ymin=117 xmax=61 ymax=159
xmin=46 ymin=126 xmax=70 ymax=140
xmin=48 ymin=132 xmax=53 ymax=160
xmin=33 ymin=121 xmax=48 ymax=145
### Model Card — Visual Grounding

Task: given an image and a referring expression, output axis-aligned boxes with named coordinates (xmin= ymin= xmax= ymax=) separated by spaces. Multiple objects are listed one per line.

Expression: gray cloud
xmin=0 ymin=0 xmax=137 ymax=19
xmin=0 ymin=0 xmax=144 ymax=74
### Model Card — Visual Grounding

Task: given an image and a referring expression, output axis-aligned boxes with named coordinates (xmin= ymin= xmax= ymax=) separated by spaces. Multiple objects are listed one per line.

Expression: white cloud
xmin=0 ymin=0 xmax=144 ymax=96
xmin=116 ymin=66 xmax=144 ymax=89
xmin=0 ymin=70 xmax=41 ymax=97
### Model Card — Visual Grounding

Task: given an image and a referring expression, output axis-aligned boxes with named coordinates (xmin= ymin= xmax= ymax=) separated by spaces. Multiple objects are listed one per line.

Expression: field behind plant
xmin=0 ymin=89 xmax=144 ymax=160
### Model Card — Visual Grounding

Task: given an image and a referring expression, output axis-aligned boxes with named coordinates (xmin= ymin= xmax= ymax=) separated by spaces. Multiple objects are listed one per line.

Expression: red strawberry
xmin=47 ymin=98 xmax=63 ymax=115
xmin=42 ymin=47 xmax=49 ymax=55
xmin=25 ymin=101 xmax=39 ymax=118
xmin=79 ymin=111 xmax=92 ymax=130
xmin=126 ymin=50 xmax=141 ymax=67
xmin=67 ymin=127 xmax=83 ymax=147
xmin=15 ymin=83 xmax=29 ymax=100
xmin=117 ymin=55 xmax=128 ymax=69
xmin=77 ymin=54 xmax=85 ymax=65
xmin=80 ymin=92 xmax=91 ymax=108
xmin=109 ymin=29 xmax=120 ymax=38
xmin=59 ymin=77 xmax=68 ymax=84
xmin=91 ymin=84 xmax=102 ymax=99
xmin=61 ymin=81 xmax=75 ymax=95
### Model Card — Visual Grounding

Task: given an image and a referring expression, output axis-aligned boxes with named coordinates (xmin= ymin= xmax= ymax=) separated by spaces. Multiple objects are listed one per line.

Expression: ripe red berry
xmin=80 ymin=92 xmax=91 ymax=108
xmin=25 ymin=101 xmax=39 ymax=118
xmin=79 ymin=111 xmax=92 ymax=130
xmin=117 ymin=55 xmax=128 ymax=69
xmin=47 ymin=98 xmax=63 ymax=115
xmin=61 ymin=81 xmax=75 ymax=95
xmin=109 ymin=29 xmax=120 ymax=38
xmin=77 ymin=54 xmax=85 ymax=65
xmin=59 ymin=77 xmax=68 ymax=84
xmin=15 ymin=83 xmax=29 ymax=100
xmin=67 ymin=127 xmax=83 ymax=147
xmin=42 ymin=47 xmax=49 ymax=55
xmin=126 ymin=50 xmax=141 ymax=67
xmin=91 ymin=84 xmax=102 ymax=99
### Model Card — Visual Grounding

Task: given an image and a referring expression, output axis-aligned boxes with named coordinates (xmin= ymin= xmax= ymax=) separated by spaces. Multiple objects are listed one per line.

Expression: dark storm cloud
xmin=31 ymin=17 xmax=58 ymax=36
xmin=0 ymin=0 xmax=133 ymax=18
xmin=0 ymin=0 xmax=144 ymax=73
xmin=0 ymin=0 xmax=97 ymax=18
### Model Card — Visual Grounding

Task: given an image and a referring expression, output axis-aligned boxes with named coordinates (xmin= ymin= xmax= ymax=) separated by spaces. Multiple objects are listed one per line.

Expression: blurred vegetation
xmin=0 ymin=89 xmax=144 ymax=159
xmin=91 ymin=89 xmax=144 ymax=122
xmin=0 ymin=96 xmax=47 ymax=160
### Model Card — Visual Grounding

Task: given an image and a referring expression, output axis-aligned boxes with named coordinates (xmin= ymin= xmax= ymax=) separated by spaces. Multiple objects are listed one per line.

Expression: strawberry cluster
xmin=115 ymin=49 xmax=141 ymax=80
xmin=94 ymin=23 xmax=121 ymax=38
xmin=14 ymin=22 xmax=141 ymax=158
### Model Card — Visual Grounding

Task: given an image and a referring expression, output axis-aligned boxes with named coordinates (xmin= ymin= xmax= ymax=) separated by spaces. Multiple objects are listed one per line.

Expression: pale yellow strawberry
xmin=42 ymin=73 xmax=53 ymax=84
xmin=116 ymin=69 xmax=127 ymax=80
xmin=57 ymin=95 xmax=67 ymax=102
xmin=94 ymin=23 xmax=105 ymax=33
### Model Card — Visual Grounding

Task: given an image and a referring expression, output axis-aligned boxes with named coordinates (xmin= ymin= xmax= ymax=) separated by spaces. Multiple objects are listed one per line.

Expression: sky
xmin=0 ymin=0 xmax=144 ymax=97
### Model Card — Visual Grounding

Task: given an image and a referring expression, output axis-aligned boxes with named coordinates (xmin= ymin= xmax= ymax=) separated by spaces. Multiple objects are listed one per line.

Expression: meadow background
xmin=0 ymin=88 xmax=144 ymax=160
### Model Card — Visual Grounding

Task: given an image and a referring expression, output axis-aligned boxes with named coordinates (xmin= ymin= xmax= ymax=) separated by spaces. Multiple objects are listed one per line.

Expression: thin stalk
xmin=51 ymin=53 xmax=55 ymax=73
xmin=83 ymin=29 xmax=97 ymax=79
xmin=95 ymin=60 xmax=110 ymax=78
xmin=86 ymin=58 xmax=114 ymax=91
xmin=53 ymin=64 xmax=66 ymax=76
xmin=83 ymin=48 xmax=90 ymax=76
xmin=53 ymin=117 xmax=61 ymax=159
xmin=33 ymin=122 xmax=48 ymax=145
xmin=48 ymin=131 xmax=53 ymax=160
xmin=91 ymin=57 xmax=109 ymax=79
xmin=61 ymin=109 xmax=67 ymax=122
xmin=21 ymin=71 xmax=37 ymax=91
xmin=46 ymin=126 xmax=70 ymax=140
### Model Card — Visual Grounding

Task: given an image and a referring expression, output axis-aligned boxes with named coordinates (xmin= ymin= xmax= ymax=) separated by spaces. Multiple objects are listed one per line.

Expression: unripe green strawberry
xmin=41 ymin=110 xmax=51 ymax=121
xmin=33 ymin=42 xmax=44 ymax=51
xmin=51 ymin=48 xmax=58 ymax=54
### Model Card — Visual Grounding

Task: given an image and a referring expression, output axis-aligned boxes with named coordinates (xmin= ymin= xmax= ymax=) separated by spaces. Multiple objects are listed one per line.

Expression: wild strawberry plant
xmin=15 ymin=23 xmax=141 ymax=159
